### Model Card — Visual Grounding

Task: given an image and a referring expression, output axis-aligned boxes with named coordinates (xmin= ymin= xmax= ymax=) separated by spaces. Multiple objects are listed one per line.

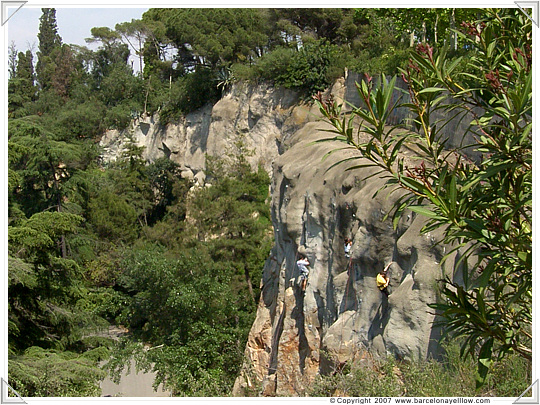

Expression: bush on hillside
xmin=159 ymin=67 xmax=221 ymax=123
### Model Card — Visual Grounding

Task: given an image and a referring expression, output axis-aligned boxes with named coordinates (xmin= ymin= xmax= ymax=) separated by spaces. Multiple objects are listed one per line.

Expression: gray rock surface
xmin=100 ymin=76 xmax=467 ymax=397
xmin=232 ymin=118 xmax=454 ymax=396
xmin=100 ymin=82 xmax=317 ymax=177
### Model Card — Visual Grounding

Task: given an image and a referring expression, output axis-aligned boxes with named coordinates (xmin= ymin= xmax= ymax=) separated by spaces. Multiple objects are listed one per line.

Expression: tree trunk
xmin=450 ymin=8 xmax=457 ymax=51
xmin=138 ymin=37 xmax=143 ymax=76
xmin=50 ymin=160 xmax=67 ymax=258
xmin=434 ymin=13 xmax=439 ymax=44
xmin=144 ymin=75 xmax=151 ymax=115
xmin=244 ymin=266 xmax=256 ymax=306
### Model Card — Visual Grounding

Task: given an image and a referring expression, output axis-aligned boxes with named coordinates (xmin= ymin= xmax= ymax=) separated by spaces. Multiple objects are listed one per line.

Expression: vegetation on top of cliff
xmin=9 ymin=8 xmax=480 ymax=126
xmin=314 ymin=7 xmax=531 ymax=389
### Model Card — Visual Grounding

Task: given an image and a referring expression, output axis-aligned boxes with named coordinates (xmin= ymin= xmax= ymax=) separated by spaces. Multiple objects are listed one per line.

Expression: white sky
xmin=7 ymin=7 xmax=149 ymax=53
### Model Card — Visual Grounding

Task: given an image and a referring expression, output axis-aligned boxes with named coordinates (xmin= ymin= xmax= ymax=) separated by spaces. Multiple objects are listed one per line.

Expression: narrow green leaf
xmin=408 ymin=205 xmax=445 ymax=220
xmin=418 ymin=87 xmax=445 ymax=95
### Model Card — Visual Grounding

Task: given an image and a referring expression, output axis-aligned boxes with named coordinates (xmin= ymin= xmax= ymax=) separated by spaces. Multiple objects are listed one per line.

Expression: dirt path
xmin=100 ymin=359 xmax=172 ymax=397
xmin=95 ymin=326 xmax=172 ymax=397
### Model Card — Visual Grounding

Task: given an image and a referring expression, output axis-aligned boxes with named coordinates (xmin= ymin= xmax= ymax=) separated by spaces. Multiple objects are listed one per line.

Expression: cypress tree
xmin=36 ymin=8 xmax=62 ymax=89
xmin=8 ymin=41 xmax=17 ymax=79
xmin=38 ymin=8 xmax=62 ymax=57
xmin=8 ymin=50 xmax=36 ymax=114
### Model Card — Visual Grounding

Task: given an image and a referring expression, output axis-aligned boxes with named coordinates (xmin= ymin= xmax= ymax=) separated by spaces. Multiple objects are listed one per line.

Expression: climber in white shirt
xmin=297 ymin=254 xmax=310 ymax=292
xmin=344 ymin=238 xmax=352 ymax=258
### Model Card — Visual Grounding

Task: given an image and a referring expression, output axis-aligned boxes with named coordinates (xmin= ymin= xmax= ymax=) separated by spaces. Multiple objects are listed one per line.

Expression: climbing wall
xmin=233 ymin=119 xmax=456 ymax=396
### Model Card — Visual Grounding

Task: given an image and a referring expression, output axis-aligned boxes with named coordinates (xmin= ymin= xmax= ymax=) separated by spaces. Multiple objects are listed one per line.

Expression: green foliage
xmin=88 ymin=191 xmax=139 ymax=242
xmin=107 ymin=243 xmax=254 ymax=395
xmin=9 ymin=211 xmax=83 ymax=253
xmin=8 ymin=51 xmax=36 ymax=116
xmin=309 ymin=355 xmax=402 ymax=397
xmin=87 ymin=26 xmax=131 ymax=87
xmin=9 ymin=347 xmax=106 ymax=397
xmin=100 ymin=152 xmax=271 ymax=395
xmin=242 ymin=46 xmax=294 ymax=82
xmin=143 ymin=8 xmax=268 ymax=69
xmin=55 ymin=99 xmax=107 ymax=140
xmin=309 ymin=341 xmax=530 ymax=397
xmin=274 ymin=40 xmax=341 ymax=96
xmin=77 ymin=287 xmax=129 ymax=323
xmin=50 ymin=44 xmax=81 ymax=100
xmin=9 ymin=117 xmax=86 ymax=216
xmin=144 ymin=157 xmax=185 ymax=224
xmin=8 ymin=256 xmax=38 ymax=289
xmin=36 ymin=8 xmax=62 ymax=89
xmin=268 ymin=8 xmax=356 ymax=45
xmin=37 ymin=8 xmax=62 ymax=57
xmin=351 ymin=46 xmax=410 ymax=76
xmin=159 ymin=67 xmax=221 ymax=122
xmin=314 ymin=8 xmax=531 ymax=386
xmin=186 ymin=149 xmax=272 ymax=303
xmin=100 ymin=64 xmax=143 ymax=103
xmin=8 ymin=211 xmax=94 ymax=353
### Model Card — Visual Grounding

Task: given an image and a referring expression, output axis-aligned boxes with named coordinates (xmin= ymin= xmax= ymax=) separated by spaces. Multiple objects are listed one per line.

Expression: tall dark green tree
xmin=36 ymin=8 xmax=62 ymax=89
xmin=8 ymin=51 xmax=36 ymax=115
xmin=38 ymin=8 xmax=62 ymax=55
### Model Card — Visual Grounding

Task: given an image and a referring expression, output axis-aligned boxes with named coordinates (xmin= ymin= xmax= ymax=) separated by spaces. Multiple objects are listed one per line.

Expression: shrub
xmin=309 ymin=340 xmax=530 ymax=397
xmin=55 ymin=99 xmax=107 ymax=140
xmin=87 ymin=191 xmax=139 ymax=242
xmin=254 ymin=47 xmax=295 ymax=82
xmin=351 ymin=46 xmax=411 ymax=75
xmin=8 ymin=347 xmax=106 ymax=397
xmin=275 ymin=40 xmax=341 ymax=96
xmin=159 ymin=67 xmax=221 ymax=123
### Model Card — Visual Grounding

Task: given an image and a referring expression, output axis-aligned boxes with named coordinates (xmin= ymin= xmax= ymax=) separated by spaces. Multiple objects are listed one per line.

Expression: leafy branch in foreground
xmin=314 ymin=8 xmax=531 ymax=388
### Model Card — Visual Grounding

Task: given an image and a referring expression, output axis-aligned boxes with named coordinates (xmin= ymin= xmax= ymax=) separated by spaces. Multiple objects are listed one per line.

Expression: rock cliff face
xmin=100 ymin=81 xmax=316 ymax=183
xmin=101 ymin=75 xmax=461 ymax=396
xmin=231 ymin=118 xmax=454 ymax=396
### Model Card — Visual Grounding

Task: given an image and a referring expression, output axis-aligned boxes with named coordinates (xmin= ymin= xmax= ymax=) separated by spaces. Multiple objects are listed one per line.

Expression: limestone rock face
xmin=100 ymin=82 xmax=318 ymax=179
xmin=232 ymin=119 xmax=455 ymax=396
xmin=100 ymin=77 xmax=463 ymax=397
